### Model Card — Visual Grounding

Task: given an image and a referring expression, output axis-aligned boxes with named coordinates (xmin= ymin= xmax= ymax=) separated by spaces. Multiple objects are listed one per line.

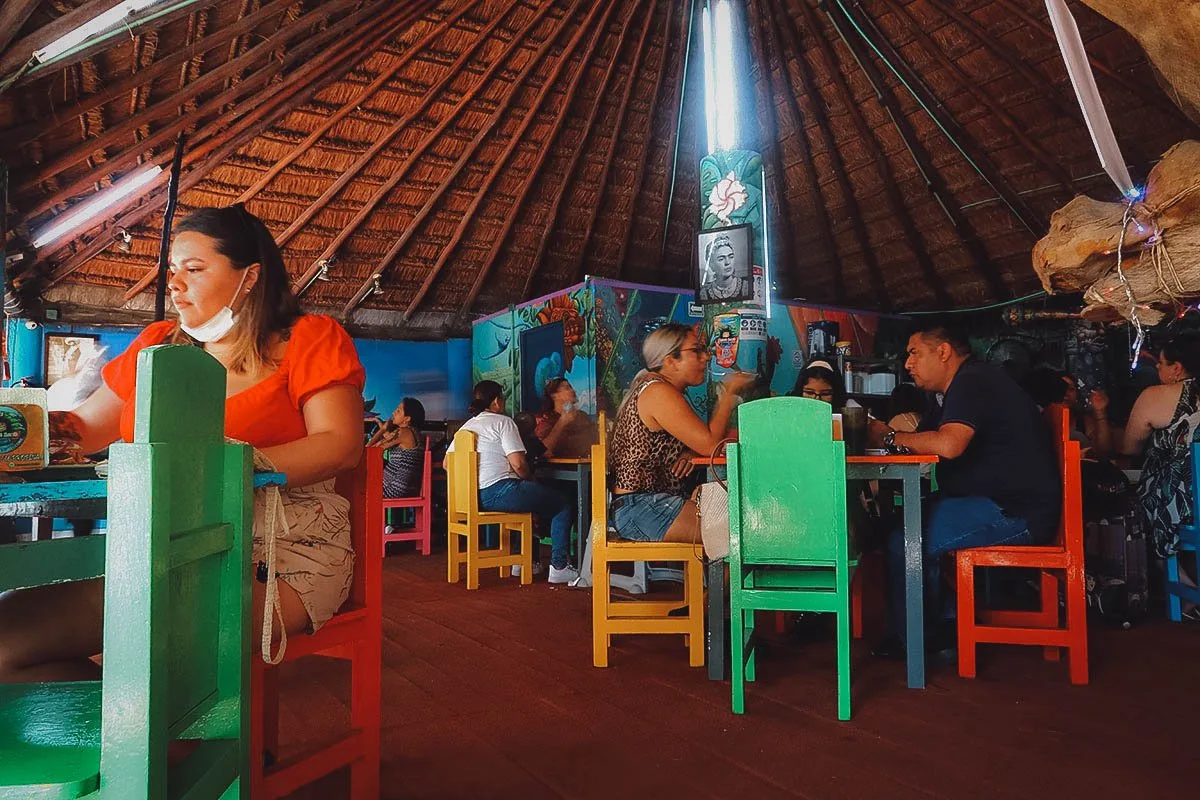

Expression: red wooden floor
xmin=275 ymin=552 xmax=1197 ymax=799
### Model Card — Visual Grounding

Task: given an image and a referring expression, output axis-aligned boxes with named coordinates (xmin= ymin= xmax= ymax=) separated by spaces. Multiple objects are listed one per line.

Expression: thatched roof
xmin=2 ymin=0 xmax=1197 ymax=329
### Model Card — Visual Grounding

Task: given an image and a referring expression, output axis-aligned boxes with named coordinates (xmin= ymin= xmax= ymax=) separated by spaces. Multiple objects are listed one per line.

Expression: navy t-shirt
xmin=921 ymin=360 xmax=1061 ymax=539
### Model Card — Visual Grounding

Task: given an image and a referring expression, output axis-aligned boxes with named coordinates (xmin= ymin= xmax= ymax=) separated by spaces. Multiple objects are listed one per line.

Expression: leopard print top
xmin=611 ymin=375 xmax=688 ymax=496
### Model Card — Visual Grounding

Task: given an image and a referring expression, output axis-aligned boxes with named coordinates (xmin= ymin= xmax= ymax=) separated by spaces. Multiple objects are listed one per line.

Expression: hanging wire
xmin=902 ymin=290 xmax=1049 ymax=316
xmin=1114 ymin=198 xmax=1145 ymax=372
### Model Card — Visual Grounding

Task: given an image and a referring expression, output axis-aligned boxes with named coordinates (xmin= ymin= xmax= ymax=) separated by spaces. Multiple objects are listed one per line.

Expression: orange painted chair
xmin=591 ymin=413 xmax=705 ymax=668
xmin=383 ymin=438 xmax=433 ymax=555
xmin=445 ymin=430 xmax=534 ymax=589
xmin=956 ymin=404 xmax=1088 ymax=684
xmin=251 ymin=448 xmax=384 ymax=798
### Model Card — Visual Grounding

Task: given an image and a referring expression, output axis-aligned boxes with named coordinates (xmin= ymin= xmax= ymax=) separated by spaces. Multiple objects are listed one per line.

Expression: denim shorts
xmin=612 ymin=492 xmax=687 ymax=542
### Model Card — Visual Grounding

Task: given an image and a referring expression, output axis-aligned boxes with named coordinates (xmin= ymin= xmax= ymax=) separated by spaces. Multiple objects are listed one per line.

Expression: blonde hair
xmin=616 ymin=323 xmax=695 ymax=418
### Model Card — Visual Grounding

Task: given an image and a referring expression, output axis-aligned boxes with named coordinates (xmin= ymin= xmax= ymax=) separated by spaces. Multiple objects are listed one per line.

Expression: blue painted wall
xmin=4 ymin=318 xmax=470 ymax=421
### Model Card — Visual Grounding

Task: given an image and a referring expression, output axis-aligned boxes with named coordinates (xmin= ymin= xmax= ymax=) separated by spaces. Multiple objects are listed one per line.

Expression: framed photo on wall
xmin=519 ymin=321 xmax=565 ymax=413
xmin=44 ymin=333 xmax=101 ymax=387
xmin=695 ymin=223 xmax=753 ymax=305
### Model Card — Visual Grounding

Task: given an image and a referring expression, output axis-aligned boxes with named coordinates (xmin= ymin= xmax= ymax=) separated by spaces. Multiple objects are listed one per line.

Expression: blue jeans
xmin=612 ymin=492 xmax=687 ymax=542
xmin=479 ymin=479 xmax=573 ymax=569
xmin=888 ymin=495 xmax=1036 ymax=639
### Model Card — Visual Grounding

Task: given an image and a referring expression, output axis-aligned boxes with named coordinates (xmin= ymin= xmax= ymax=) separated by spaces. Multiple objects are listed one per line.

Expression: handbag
xmin=696 ymin=438 xmax=734 ymax=560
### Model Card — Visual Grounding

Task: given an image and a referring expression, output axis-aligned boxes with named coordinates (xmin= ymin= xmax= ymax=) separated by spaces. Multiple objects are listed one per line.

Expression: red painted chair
xmin=251 ymin=447 xmax=384 ymax=798
xmin=956 ymin=404 xmax=1088 ymax=684
xmin=382 ymin=438 xmax=433 ymax=555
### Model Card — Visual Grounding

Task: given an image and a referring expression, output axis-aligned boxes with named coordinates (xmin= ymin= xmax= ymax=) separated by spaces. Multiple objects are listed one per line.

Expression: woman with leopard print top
xmin=609 ymin=323 xmax=754 ymax=543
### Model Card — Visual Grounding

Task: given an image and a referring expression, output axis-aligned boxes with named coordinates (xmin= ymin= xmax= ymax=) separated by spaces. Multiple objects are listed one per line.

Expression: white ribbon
xmin=1045 ymin=0 xmax=1137 ymax=199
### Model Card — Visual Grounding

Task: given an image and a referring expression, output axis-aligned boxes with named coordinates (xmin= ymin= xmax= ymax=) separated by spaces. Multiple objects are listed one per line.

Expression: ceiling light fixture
xmin=33 ymin=165 xmax=163 ymax=249
xmin=34 ymin=0 xmax=160 ymax=63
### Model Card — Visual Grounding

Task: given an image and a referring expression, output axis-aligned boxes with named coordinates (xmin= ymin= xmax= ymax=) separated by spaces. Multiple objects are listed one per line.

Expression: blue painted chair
xmin=1167 ymin=443 xmax=1200 ymax=620
xmin=0 ymin=344 xmax=254 ymax=798
xmin=728 ymin=397 xmax=855 ymax=720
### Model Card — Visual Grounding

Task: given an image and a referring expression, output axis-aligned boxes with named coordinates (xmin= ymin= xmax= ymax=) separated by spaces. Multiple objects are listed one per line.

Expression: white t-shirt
xmin=446 ymin=411 xmax=525 ymax=489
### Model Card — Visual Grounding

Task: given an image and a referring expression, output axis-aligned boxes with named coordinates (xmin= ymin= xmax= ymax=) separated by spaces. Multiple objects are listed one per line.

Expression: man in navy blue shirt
xmin=868 ymin=319 xmax=1060 ymax=658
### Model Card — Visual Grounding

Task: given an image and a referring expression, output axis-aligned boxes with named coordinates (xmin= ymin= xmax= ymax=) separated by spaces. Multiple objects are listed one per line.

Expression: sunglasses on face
xmin=677 ymin=345 xmax=709 ymax=357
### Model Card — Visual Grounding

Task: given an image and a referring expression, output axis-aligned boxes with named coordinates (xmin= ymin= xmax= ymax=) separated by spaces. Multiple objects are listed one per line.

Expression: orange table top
xmin=544 ymin=457 xmax=591 ymax=464
xmin=693 ymin=453 xmax=938 ymax=466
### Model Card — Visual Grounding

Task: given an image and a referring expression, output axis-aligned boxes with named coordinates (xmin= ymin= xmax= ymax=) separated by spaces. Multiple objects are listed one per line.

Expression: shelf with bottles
xmin=835 ymin=352 xmax=904 ymax=398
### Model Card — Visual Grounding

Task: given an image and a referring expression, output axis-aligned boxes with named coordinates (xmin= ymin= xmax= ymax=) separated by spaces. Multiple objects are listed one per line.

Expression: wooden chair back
xmin=446 ymin=430 xmax=481 ymax=520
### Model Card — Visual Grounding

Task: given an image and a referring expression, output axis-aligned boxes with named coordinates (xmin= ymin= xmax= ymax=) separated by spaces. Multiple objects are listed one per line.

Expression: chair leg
xmin=349 ymin=636 xmax=383 ymax=799
xmin=687 ymin=559 xmax=705 ymax=667
xmin=837 ymin=590 xmax=852 ymax=722
xmin=467 ymin=527 xmax=480 ymax=591
xmin=850 ymin=565 xmax=864 ymax=640
xmin=520 ymin=526 xmax=533 ymax=586
xmin=498 ymin=525 xmax=510 ymax=579
xmin=744 ymin=609 xmax=757 ymax=683
xmin=593 ymin=556 xmax=609 ymax=668
xmin=419 ymin=506 xmax=431 ymax=555
xmin=731 ymin=597 xmax=746 ymax=714
xmin=250 ymin=662 xmax=266 ymax=798
xmin=957 ymin=559 xmax=978 ymax=679
xmin=447 ymin=532 xmax=461 ymax=584
xmin=1041 ymin=571 xmax=1062 ymax=662
xmin=262 ymin=664 xmax=280 ymax=759
xmin=1167 ymin=554 xmax=1183 ymax=622
xmin=1065 ymin=566 xmax=1089 ymax=686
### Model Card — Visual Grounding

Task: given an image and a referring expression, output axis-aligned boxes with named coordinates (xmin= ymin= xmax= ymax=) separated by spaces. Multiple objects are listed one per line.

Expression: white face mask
xmin=179 ymin=268 xmax=249 ymax=343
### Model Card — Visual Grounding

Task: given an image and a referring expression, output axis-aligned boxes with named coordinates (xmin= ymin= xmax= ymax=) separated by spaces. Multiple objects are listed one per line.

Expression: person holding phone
xmin=534 ymin=378 xmax=594 ymax=459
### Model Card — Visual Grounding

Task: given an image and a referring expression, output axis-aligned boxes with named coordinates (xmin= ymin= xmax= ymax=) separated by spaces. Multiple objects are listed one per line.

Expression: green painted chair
xmin=728 ymin=396 xmax=855 ymax=720
xmin=0 ymin=344 xmax=254 ymax=798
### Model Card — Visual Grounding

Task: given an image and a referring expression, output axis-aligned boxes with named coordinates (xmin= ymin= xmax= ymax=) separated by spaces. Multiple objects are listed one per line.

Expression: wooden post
xmin=155 ymin=136 xmax=186 ymax=321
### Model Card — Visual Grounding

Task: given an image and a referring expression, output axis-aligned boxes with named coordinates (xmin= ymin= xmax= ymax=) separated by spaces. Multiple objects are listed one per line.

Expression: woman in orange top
xmin=0 ymin=204 xmax=365 ymax=682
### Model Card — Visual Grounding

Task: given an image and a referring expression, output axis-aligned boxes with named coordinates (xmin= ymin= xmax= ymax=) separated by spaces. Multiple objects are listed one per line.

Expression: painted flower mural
xmin=536 ymin=293 xmax=585 ymax=370
xmin=706 ymin=171 xmax=748 ymax=224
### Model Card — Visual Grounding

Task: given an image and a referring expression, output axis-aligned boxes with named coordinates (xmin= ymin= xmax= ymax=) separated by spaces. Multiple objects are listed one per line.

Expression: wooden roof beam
xmin=825 ymin=0 xmax=1007 ymax=302
xmin=515 ymin=0 xmax=662 ymax=302
xmin=513 ymin=0 xmax=656 ymax=301
xmin=4 ymin=0 xmax=297 ymax=148
xmin=335 ymin=0 xmax=588 ymax=315
xmin=568 ymin=0 xmax=663 ymax=285
xmin=43 ymin=1 xmax=412 ymax=287
xmin=610 ymin=0 xmax=684 ymax=285
xmin=0 ymin=0 xmax=42 ymax=55
xmin=288 ymin=0 xmax=562 ymax=295
xmin=18 ymin=0 xmax=360 ymax=199
xmin=396 ymin=0 xmax=624 ymax=318
xmin=878 ymin=0 xmax=1080 ymax=195
xmin=825 ymin=0 xmax=1043 ymax=240
xmin=753 ymin=0 xmax=845 ymax=304
xmin=237 ymin=0 xmax=480 ymax=208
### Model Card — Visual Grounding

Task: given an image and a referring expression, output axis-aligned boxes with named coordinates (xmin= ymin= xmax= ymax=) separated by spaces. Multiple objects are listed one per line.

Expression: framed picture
xmin=44 ymin=333 xmax=101 ymax=387
xmin=695 ymin=223 xmax=754 ymax=305
xmin=519 ymin=321 xmax=565 ymax=413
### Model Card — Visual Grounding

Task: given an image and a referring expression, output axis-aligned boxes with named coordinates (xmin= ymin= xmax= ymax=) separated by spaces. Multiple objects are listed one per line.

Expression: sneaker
xmin=548 ymin=564 xmax=580 ymax=585
xmin=511 ymin=562 xmax=544 ymax=578
xmin=384 ymin=525 xmax=395 ymax=535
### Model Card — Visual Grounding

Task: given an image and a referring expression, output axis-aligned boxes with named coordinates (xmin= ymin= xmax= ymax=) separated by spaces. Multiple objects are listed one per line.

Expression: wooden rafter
xmin=396 ymin=0 xmax=622 ymax=318
xmin=773 ymin=0 xmax=886 ymax=309
xmin=43 ymin=1 xmax=414 ymax=287
xmin=825 ymin=0 xmax=1043 ymax=241
xmin=753 ymin=0 xmax=845 ymax=304
xmin=516 ymin=0 xmax=653 ymax=300
xmin=0 ymin=0 xmax=41 ymax=55
xmin=743 ymin=0 xmax=794 ymax=296
xmin=4 ymin=0 xmax=295 ymax=148
xmin=271 ymin=0 xmax=498 ymax=248
xmin=826 ymin=0 xmax=1007 ymax=302
xmin=610 ymin=0 xmax=681 ymax=284
xmin=334 ymin=0 xmax=588 ymax=314
xmin=654 ymin=0 xmax=698 ymax=272
xmin=878 ymin=0 xmax=1080 ymax=194
xmin=569 ymin=0 xmax=662 ymax=285
xmin=286 ymin=0 xmax=556 ymax=295
xmin=26 ymin=0 xmax=382 ymax=225
xmin=990 ymin=0 xmax=1192 ymax=123
xmin=798 ymin=0 xmax=951 ymax=307
xmin=235 ymin=0 xmax=477 ymax=204
xmin=18 ymin=0 xmax=357 ymax=198
xmin=482 ymin=0 xmax=656 ymax=311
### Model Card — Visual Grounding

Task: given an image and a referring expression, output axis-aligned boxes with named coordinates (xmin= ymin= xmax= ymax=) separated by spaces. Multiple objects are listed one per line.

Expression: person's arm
xmin=1085 ymin=390 xmax=1112 ymax=458
xmin=49 ymin=383 xmax=125 ymax=456
xmin=1121 ymin=385 xmax=1173 ymax=457
xmin=366 ymin=422 xmax=393 ymax=448
xmin=497 ymin=417 xmax=531 ymax=479
xmin=260 ymin=384 xmax=364 ymax=487
xmin=542 ymin=410 xmax=582 ymax=457
xmin=894 ymin=423 xmax=974 ymax=459
xmin=642 ymin=373 xmax=751 ymax=457
xmin=506 ymin=451 xmax=532 ymax=480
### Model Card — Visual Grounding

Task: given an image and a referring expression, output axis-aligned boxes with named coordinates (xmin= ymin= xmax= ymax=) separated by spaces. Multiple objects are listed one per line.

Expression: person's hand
xmin=669 ymin=453 xmax=697 ymax=480
xmin=561 ymin=408 xmax=584 ymax=424
xmin=722 ymin=370 xmax=756 ymax=395
xmin=867 ymin=419 xmax=891 ymax=449
xmin=1090 ymin=389 xmax=1109 ymax=416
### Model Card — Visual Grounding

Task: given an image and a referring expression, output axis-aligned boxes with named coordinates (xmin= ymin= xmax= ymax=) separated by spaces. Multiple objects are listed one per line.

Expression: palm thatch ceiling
xmin=1 ymin=0 xmax=1197 ymax=332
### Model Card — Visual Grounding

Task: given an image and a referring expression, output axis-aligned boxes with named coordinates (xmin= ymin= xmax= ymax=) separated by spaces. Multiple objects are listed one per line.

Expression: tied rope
xmin=259 ymin=481 xmax=288 ymax=665
xmin=1115 ymin=198 xmax=1146 ymax=373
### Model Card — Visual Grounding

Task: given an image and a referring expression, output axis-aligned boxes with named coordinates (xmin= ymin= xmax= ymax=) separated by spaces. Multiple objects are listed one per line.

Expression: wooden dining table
xmin=0 ymin=467 xmax=285 ymax=593
xmin=694 ymin=451 xmax=938 ymax=689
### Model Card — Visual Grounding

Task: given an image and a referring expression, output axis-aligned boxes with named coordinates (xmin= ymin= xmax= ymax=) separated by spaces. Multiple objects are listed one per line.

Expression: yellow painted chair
xmin=591 ymin=413 xmax=705 ymax=667
xmin=446 ymin=429 xmax=534 ymax=589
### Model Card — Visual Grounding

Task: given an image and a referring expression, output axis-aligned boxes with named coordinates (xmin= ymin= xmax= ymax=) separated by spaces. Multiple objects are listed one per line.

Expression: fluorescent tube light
xmin=32 ymin=165 xmax=163 ymax=249
xmin=34 ymin=0 xmax=160 ymax=63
